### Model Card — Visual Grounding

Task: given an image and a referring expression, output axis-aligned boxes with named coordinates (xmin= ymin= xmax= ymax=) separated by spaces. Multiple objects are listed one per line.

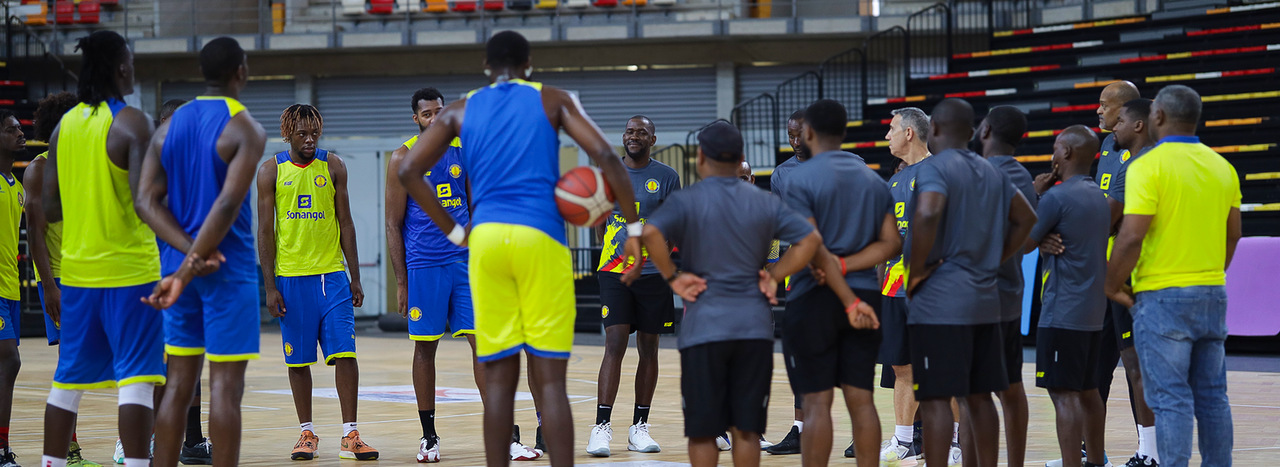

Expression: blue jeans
xmin=1132 ymin=285 xmax=1233 ymax=467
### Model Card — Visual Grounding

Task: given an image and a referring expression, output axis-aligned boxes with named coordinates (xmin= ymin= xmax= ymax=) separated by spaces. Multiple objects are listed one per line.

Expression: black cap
xmin=698 ymin=121 xmax=744 ymax=162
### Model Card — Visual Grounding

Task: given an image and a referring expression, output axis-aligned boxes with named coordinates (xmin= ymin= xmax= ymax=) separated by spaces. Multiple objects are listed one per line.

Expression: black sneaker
xmin=912 ymin=423 xmax=924 ymax=458
xmin=1125 ymin=454 xmax=1158 ymax=466
xmin=534 ymin=425 xmax=547 ymax=453
xmin=180 ymin=437 xmax=213 ymax=465
xmin=0 ymin=446 xmax=18 ymax=467
xmin=765 ymin=426 xmax=801 ymax=455
xmin=843 ymin=439 xmax=855 ymax=458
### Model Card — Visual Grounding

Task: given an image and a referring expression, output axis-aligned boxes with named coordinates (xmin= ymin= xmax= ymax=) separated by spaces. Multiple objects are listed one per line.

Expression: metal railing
xmin=907 ymin=3 xmax=950 ymax=79
xmin=863 ymin=26 xmax=907 ymax=100
xmin=650 ymin=143 xmax=695 ymax=185
xmin=774 ymin=70 xmax=821 ymax=125
xmin=817 ymin=46 xmax=867 ymax=121
xmin=730 ymin=93 xmax=779 ymax=171
xmin=4 ymin=15 xmax=77 ymax=95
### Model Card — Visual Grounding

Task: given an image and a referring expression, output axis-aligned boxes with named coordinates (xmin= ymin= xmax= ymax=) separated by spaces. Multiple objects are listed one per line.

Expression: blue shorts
xmin=0 ymin=297 xmax=19 ymax=344
xmin=38 ymin=279 xmax=60 ymax=345
xmin=164 ymin=271 xmax=260 ymax=362
xmin=53 ymin=283 xmax=166 ymax=389
xmin=275 ymin=272 xmax=356 ymax=367
xmin=408 ymin=261 xmax=475 ymax=341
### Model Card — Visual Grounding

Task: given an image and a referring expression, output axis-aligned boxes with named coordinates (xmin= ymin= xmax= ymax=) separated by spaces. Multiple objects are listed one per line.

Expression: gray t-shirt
xmin=646 ymin=176 xmax=814 ymax=350
xmin=599 ymin=158 xmax=681 ymax=275
xmin=1029 ymin=175 xmax=1110 ymax=331
xmin=987 ymin=155 xmax=1038 ymax=322
xmin=783 ymin=150 xmax=891 ymax=296
xmin=770 ymin=155 xmax=803 ymax=200
xmin=904 ymin=148 xmax=1016 ymax=325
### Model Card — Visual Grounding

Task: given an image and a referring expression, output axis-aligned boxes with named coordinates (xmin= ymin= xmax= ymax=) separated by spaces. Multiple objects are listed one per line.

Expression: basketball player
xmin=736 ymin=160 xmax=780 ymax=452
xmin=1106 ymin=84 xmax=1238 ymax=467
xmin=133 ymin=37 xmax=267 ymax=467
xmin=1026 ymin=126 xmax=1110 ymax=467
xmin=0 ymin=110 xmax=24 ymax=467
xmin=905 ymin=98 xmax=1037 ymax=467
xmin=41 ymin=30 xmax=164 ymax=467
xmin=587 ymin=115 xmax=680 ymax=458
xmin=397 ymin=31 xmax=642 ymax=467
xmin=764 ymin=109 xmax=808 ymax=457
xmin=637 ymin=120 xmax=864 ymax=467
xmin=781 ymin=99 xmax=892 ymax=467
xmin=977 ymin=105 xmax=1037 ymax=467
xmin=878 ymin=106 xmax=930 ymax=465
xmin=256 ymin=104 xmax=377 ymax=461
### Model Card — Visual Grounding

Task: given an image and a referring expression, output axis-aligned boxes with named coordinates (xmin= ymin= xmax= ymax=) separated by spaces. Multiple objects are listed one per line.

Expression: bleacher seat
xmin=424 ymin=0 xmax=448 ymax=12
xmin=651 ymin=0 xmax=676 ymax=5
xmin=55 ymin=1 xmax=76 ymax=24
xmin=367 ymin=0 xmax=395 ymax=14
xmin=77 ymin=0 xmax=100 ymax=23
xmin=452 ymin=0 xmax=477 ymax=12
xmin=622 ymin=0 xmax=648 ymax=6
xmin=535 ymin=0 xmax=557 ymax=8
xmin=508 ymin=0 xmax=533 ymax=10
xmin=484 ymin=0 xmax=504 ymax=11
xmin=593 ymin=0 xmax=619 ymax=6
xmin=564 ymin=0 xmax=590 ymax=7
xmin=22 ymin=0 xmax=47 ymax=25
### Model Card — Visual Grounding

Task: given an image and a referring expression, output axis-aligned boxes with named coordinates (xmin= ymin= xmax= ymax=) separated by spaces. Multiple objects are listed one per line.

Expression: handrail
xmin=730 ymin=93 xmax=780 ymax=170
xmin=5 ymin=15 xmax=78 ymax=84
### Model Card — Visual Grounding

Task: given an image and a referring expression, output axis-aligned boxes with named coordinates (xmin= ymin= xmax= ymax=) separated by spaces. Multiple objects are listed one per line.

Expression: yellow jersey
xmin=32 ymin=151 xmax=62 ymax=283
xmin=272 ymin=149 xmax=344 ymax=277
xmin=55 ymin=100 xmax=160 ymax=288
xmin=0 ymin=172 xmax=22 ymax=300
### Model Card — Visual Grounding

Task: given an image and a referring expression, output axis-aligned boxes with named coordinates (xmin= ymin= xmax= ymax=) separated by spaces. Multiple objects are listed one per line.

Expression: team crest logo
xmin=1121 ymin=149 xmax=1132 ymax=163
xmin=409 ymin=307 xmax=422 ymax=321
xmin=16 ymin=193 xmax=22 ymax=207
xmin=601 ymin=306 xmax=610 ymax=318
xmin=910 ymin=178 xmax=916 ymax=190
xmin=449 ymin=164 xmax=462 ymax=179
xmin=284 ymin=342 xmax=294 ymax=356
xmin=644 ymin=179 xmax=659 ymax=194
xmin=314 ymin=175 xmax=328 ymax=188
xmin=0 ymin=317 xmax=5 ymax=330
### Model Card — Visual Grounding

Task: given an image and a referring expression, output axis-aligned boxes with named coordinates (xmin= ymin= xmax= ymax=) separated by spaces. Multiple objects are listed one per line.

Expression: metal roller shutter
xmin=160 ymin=80 xmax=297 ymax=125
xmin=315 ymin=75 xmax=487 ymax=138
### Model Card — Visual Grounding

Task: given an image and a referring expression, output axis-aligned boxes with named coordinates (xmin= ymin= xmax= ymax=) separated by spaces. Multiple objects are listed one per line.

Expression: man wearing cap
xmin=632 ymin=121 xmax=864 ymax=467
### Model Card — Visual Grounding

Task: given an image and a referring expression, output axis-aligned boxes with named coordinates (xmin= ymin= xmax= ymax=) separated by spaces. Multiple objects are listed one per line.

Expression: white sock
xmin=343 ymin=422 xmax=357 ymax=437
xmin=895 ymin=425 xmax=913 ymax=444
xmin=41 ymin=456 xmax=67 ymax=467
xmin=793 ymin=420 xmax=803 ymax=432
xmin=952 ymin=422 xmax=959 ymax=444
xmin=300 ymin=422 xmax=315 ymax=434
xmin=1138 ymin=424 xmax=1158 ymax=461
xmin=124 ymin=458 xmax=149 ymax=467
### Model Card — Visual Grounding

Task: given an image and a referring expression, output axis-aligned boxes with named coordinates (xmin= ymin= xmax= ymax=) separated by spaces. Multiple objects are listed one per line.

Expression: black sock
xmin=595 ymin=405 xmax=612 ymax=425
xmin=420 ymin=410 xmax=436 ymax=439
xmin=632 ymin=406 xmax=650 ymax=425
xmin=184 ymin=405 xmax=202 ymax=447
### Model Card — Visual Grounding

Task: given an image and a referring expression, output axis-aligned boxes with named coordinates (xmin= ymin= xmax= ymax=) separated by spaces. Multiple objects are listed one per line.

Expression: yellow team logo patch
xmin=601 ymin=306 xmax=610 ymax=318
xmin=664 ymin=321 xmax=673 ymax=328
xmin=645 ymin=178 xmax=659 ymax=193
xmin=284 ymin=342 xmax=294 ymax=356
xmin=409 ymin=307 xmax=422 ymax=321
xmin=895 ymin=202 xmax=905 ymax=218
xmin=1099 ymin=173 xmax=1111 ymax=190
xmin=1121 ymin=149 xmax=1131 ymax=163
xmin=436 ymin=183 xmax=452 ymax=198
xmin=1036 ymin=371 xmax=1046 ymax=378
xmin=449 ymin=164 xmax=462 ymax=178
xmin=314 ymin=175 xmax=328 ymax=188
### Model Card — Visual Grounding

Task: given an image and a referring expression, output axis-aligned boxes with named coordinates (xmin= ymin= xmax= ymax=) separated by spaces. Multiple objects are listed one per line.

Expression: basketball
xmin=556 ymin=166 xmax=615 ymax=227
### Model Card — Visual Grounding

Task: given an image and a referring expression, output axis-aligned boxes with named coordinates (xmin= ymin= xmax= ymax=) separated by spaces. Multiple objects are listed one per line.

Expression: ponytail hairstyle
xmin=75 ymin=31 xmax=130 ymax=107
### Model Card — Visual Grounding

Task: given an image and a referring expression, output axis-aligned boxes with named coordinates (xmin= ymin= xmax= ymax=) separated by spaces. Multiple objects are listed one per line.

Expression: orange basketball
xmin=555 ymin=166 xmax=616 ymax=226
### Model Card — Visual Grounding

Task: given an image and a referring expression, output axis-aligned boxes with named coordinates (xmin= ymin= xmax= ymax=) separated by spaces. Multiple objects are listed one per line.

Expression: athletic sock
xmin=41 ymin=456 xmax=67 ymax=467
xmin=633 ymin=406 xmax=651 ymax=425
xmin=184 ymin=405 xmax=202 ymax=447
xmin=300 ymin=422 xmax=315 ymax=434
xmin=793 ymin=420 xmax=804 ymax=432
xmin=595 ymin=405 xmax=612 ymax=425
xmin=536 ymin=411 xmax=542 ymax=427
xmin=895 ymin=425 xmax=913 ymax=445
xmin=123 ymin=458 xmax=149 ymax=467
xmin=343 ymin=422 xmax=357 ymax=437
xmin=952 ymin=422 xmax=959 ymax=443
xmin=420 ymin=410 xmax=437 ymax=439
xmin=1137 ymin=424 xmax=1158 ymax=462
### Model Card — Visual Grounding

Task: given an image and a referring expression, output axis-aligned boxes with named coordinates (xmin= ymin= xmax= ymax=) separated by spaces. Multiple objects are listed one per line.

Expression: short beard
xmin=625 ymin=146 xmax=648 ymax=159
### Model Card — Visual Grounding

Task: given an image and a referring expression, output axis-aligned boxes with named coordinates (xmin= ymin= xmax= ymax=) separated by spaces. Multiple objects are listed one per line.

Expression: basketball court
xmin=4 ymin=329 xmax=1278 ymax=466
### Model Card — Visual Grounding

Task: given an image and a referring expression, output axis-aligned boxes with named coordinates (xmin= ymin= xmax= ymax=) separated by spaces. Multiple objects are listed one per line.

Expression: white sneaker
xmin=113 ymin=439 xmax=125 ymax=464
xmin=881 ymin=438 xmax=911 ymax=463
xmin=627 ymin=423 xmax=661 ymax=453
xmin=586 ymin=423 xmax=612 ymax=457
xmin=759 ymin=435 xmax=774 ymax=450
xmin=509 ymin=442 xmax=541 ymax=461
xmin=948 ymin=442 xmax=962 ymax=466
xmin=716 ymin=433 xmax=732 ymax=451
xmin=417 ymin=436 xmax=440 ymax=463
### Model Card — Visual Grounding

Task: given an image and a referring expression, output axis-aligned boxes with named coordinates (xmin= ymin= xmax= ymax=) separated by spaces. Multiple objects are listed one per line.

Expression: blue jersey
xmin=157 ymin=96 xmax=255 ymax=280
xmin=461 ymin=79 xmax=565 ymax=244
xmin=402 ymin=135 xmax=469 ymax=268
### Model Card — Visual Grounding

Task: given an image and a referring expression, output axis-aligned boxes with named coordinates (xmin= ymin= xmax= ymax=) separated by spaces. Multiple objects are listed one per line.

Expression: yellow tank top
xmin=56 ymin=101 xmax=160 ymax=288
xmin=0 ymin=173 xmax=22 ymax=300
xmin=273 ymin=149 xmax=344 ymax=277
xmin=33 ymin=152 xmax=62 ymax=283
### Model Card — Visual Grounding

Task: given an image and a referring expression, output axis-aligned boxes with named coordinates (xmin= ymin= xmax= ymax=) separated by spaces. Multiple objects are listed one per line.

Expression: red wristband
xmin=845 ymin=296 xmax=862 ymax=314
xmin=839 ymin=256 xmax=847 ymax=276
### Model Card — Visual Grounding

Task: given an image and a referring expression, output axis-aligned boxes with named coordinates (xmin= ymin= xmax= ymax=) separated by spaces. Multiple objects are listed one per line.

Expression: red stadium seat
xmin=77 ymin=0 xmax=101 ymax=24
xmin=452 ymin=0 xmax=477 ymax=12
xmin=366 ymin=0 xmax=394 ymax=14
xmin=55 ymin=1 xmax=76 ymax=25
xmin=484 ymin=1 xmax=504 ymax=10
xmin=593 ymin=0 xmax=618 ymax=6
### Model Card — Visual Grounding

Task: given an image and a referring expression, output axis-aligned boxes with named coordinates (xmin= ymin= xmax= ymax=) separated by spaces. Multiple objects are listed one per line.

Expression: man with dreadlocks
xmin=40 ymin=30 xmax=162 ymax=467
xmin=256 ymin=103 xmax=377 ymax=461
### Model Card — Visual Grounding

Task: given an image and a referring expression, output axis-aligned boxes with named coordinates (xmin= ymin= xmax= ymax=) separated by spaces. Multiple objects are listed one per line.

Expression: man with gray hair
xmin=1106 ymin=84 xmax=1240 ymax=467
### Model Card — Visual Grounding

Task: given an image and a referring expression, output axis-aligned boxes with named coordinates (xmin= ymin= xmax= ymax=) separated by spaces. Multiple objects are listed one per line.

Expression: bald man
xmin=906 ymin=98 xmax=1037 ymax=467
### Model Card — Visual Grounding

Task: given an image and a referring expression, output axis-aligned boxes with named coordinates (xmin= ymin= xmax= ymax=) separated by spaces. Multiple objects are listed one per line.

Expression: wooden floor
xmin=7 ymin=330 xmax=1279 ymax=466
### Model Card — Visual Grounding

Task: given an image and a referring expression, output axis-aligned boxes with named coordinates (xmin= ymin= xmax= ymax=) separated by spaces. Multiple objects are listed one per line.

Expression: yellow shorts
xmin=468 ymin=223 xmax=576 ymax=362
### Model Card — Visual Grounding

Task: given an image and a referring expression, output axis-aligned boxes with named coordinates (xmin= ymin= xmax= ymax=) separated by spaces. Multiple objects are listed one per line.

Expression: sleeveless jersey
xmin=273 ymin=149 xmax=344 ymax=277
xmin=56 ymin=100 xmax=160 ymax=288
xmin=0 ymin=172 xmax=22 ymax=300
xmin=158 ymin=96 xmax=256 ymax=279
xmin=401 ymin=135 xmax=468 ymax=268
xmin=461 ymin=79 xmax=566 ymax=244
xmin=33 ymin=151 xmax=62 ymax=283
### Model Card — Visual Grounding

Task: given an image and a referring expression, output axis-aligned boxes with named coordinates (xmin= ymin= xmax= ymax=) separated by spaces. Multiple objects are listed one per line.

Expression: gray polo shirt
xmin=783 ymin=150 xmax=892 ymax=296
xmin=904 ymin=148 xmax=1016 ymax=326
xmin=646 ymin=176 xmax=814 ymax=350
xmin=987 ymin=155 xmax=1039 ymax=322
xmin=1029 ymin=174 xmax=1110 ymax=331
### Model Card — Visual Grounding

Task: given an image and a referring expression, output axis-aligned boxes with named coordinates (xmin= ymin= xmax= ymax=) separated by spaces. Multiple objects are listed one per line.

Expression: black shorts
xmin=1001 ymin=319 xmax=1024 ymax=384
xmin=598 ymin=272 xmax=676 ymax=335
xmin=1109 ymin=299 xmax=1135 ymax=350
xmin=908 ymin=323 xmax=1009 ymax=400
xmin=782 ymin=287 xmax=882 ymax=394
xmin=680 ymin=339 xmax=773 ymax=438
xmin=1035 ymin=327 xmax=1102 ymax=391
xmin=878 ymin=295 xmax=911 ymax=367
